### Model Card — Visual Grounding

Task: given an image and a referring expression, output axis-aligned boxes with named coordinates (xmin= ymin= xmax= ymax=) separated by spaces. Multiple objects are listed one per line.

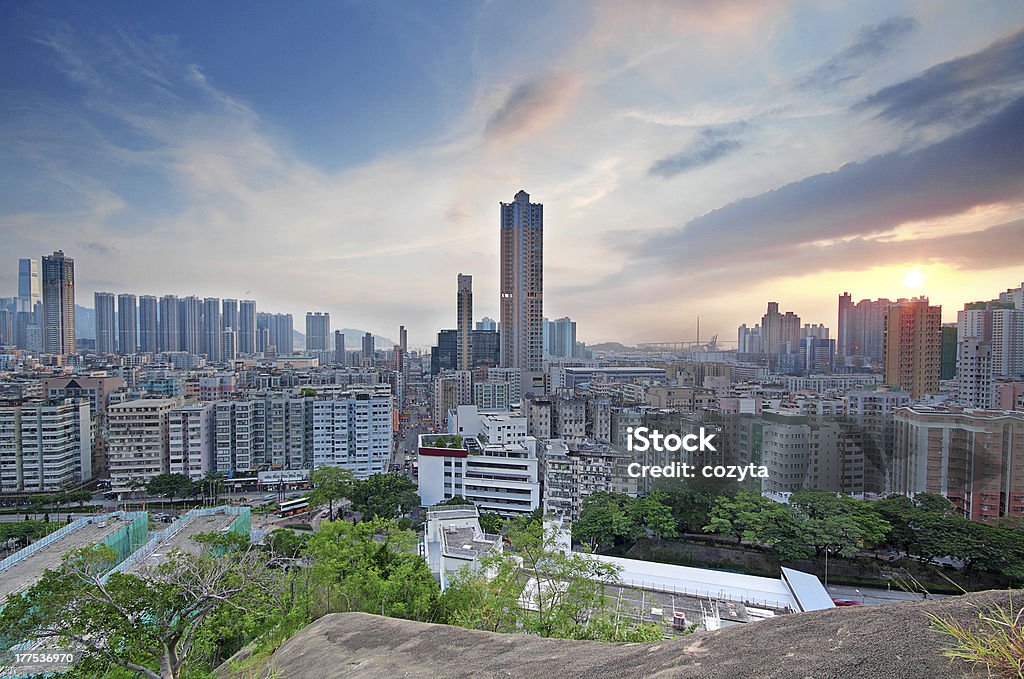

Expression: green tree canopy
xmin=308 ymin=466 xmax=355 ymax=517
xmin=349 ymin=474 xmax=420 ymax=520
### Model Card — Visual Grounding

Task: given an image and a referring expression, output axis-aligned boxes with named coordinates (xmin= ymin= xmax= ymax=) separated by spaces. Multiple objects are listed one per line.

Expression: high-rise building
xmin=431 ymin=329 xmax=457 ymax=374
xmin=472 ymin=329 xmax=501 ymax=368
xmin=883 ymin=297 xmax=941 ymax=400
xmin=238 ymin=300 xmax=257 ymax=354
xmin=956 ymin=297 xmax=1024 ymax=407
xmin=107 ymin=397 xmax=183 ymax=493
xmin=476 ymin=317 xmax=498 ymax=332
xmin=737 ymin=323 xmax=763 ymax=354
xmin=0 ymin=398 xmax=92 ymax=492
xmin=94 ymin=292 xmax=116 ymax=354
xmin=158 ymin=295 xmax=180 ymax=352
xmin=500 ymin=190 xmax=544 ymax=393
xmin=178 ymin=296 xmax=203 ymax=355
xmin=544 ymin=316 xmax=577 ymax=358
xmin=457 ymin=274 xmax=473 ymax=371
xmin=117 ymin=293 xmax=137 ymax=354
xmin=221 ymin=328 xmax=237 ymax=361
xmin=168 ymin=402 xmax=215 ymax=481
xmin=761 ymin=302 xmax=801 ymax=358
xmin=894 ymin=407 xmax=1024 ymax=521
xmin=306 ymin=312 xmax=330 ymax=352
xmin=222 ymin=298 xmax=239 ymax=333
xmin=42 ymin=250 xmax=76 ymax=355
xmin=311 ymin=387 xmax=394 ymax=478
xmin=362 ymin=331 xmax=374 ymax=364
xmin=203 ymin=297 xmax=222 ymax=361
xmin=17 ymin=258 xmax=40 ymax=313
xmin=399 ymin=325 xmax=408 ymax=351
xmin=139 ymin=295 xmax=159 ymax=353
xmin=838 ymin=293 xmax=892 ymax=367
xmin=334 ymin=330 xmax=346 ymax=365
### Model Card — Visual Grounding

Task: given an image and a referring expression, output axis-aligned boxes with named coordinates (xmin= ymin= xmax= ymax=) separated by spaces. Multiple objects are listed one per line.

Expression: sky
xmin=2 ymin=0 xmax=1023 ymax=347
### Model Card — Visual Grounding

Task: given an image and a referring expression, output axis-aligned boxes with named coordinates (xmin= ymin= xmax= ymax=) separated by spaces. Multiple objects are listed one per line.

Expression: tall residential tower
xmin=499 ymin=190 xmax=544 ymax=393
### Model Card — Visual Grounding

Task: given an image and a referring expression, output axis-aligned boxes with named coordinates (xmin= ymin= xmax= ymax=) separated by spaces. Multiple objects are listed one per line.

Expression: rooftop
xmin=0 ymin=514 xmax=132 ymax=601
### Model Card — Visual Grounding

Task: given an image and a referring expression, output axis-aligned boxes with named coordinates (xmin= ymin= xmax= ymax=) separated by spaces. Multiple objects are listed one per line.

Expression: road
xmin=825 ymin=584 xmax=952 ymax=606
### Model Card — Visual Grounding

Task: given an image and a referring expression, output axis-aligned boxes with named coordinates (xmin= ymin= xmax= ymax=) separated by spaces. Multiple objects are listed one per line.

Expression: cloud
xmin=483 ymin=72 xmax=582 ymax=144
xmin=648 ymin=130 xmax=743 ymax=178
xmin=801 ymin=16 xmax=918 ymax=90
xmin=634 ymin=94 xmax=1024 ymax=267
xmin=859 ymin=27 xmax=1024 ymax=126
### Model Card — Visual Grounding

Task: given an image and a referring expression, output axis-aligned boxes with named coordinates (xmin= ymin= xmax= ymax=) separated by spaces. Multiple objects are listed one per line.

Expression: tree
xmin=478 ymin=511 xmax=505 ymax=536
xmin=308 ymin=466 xmax=355 ymax=518
xmin=788 ymin=491 xmax=891 ymax=557
xmin=0 ymin=540 xmax=283 ymax=679
xmin=703 ymin=491 xmax=773 ymax=544
xmin=441 ymin=520 xmax=662 ymax=641
xmin=434 ymin=495 xmax=474 ymax=507
xmin=626 ymin=493 xmax=678 ymax=540
xmin=304 ymin=518 xmax=440 ymax=620
xmin=201 ymin=471 xmax=225 ymax=505
xmin=573 ymin=493 xmax=636 ymax=551
xmin=146 ymin=473 xmax=194 ymax=504
xmin=348 ymin=474 xmax=419 ymax=520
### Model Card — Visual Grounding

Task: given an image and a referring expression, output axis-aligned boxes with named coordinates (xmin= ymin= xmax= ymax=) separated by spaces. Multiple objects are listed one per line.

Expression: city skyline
xmin=2 ymin=3 xmax=1024 ymax=344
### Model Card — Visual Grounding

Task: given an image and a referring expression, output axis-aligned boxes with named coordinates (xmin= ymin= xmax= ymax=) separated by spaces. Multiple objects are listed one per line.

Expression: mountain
xmin=587 ymin=341 xmax=635 ymax=352
xmin=217 ymin=589 xmax=1013 ymax=679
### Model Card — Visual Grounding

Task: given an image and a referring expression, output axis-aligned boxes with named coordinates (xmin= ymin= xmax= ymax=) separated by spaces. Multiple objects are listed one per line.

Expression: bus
xmin=277 ymin=496 xmax=310 ymax=517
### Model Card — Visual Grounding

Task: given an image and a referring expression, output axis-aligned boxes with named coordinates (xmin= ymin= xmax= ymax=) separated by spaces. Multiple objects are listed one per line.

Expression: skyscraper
xmin=838 ymin=293 xmax=892 ymax=367
xmin=139 ymin=295 xmax=159 ymax=353
xmin=158 ymin=295 xmax=180 ymax=352
xmin=117 ymin=293 xmax=137 ymax=354
xmin=500 ymin=190 xmax=544 ymax=393
xmin=222 ymin=299 xmax=239 ymax=332
xmin=221 ymin=328 xmax=237 ymax=361
xmin=42 ymin=250 xmax=75 ymax=356
xmin=203 ymin=297 xmax=222 ymax=361
xmin=457 ymin=274 xmax=473 ymax=371
xmin=884 ymin=297 xmax=941 ymax=399
xmin=544 ymin=316 xmax=577 ymax=358
xmin=334 ymin=330 xmax=346 ymax=365
xmin=956 ymin=297 xmax=1024 ymax=407
xmin=179 ymin=296 xmax=203 ymax=355
xmin=399 ymin=325 xmax=407 ymax=352
xmin=238 ymin=300 xmax=257 ymax=354
xmin=305 ymin=312 xmax=330 ymax=352
xmin=94 ymin=292 xmax=116 ymax=354
xmin=362 ymin=331 xmax=374 ymax=364
xmin=17 ymin=258 xmax=40 ymax=313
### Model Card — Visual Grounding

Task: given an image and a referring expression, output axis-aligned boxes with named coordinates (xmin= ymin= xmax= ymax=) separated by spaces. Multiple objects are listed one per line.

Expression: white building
xmin=169 ymin=402 xmax=215 ymax=481
xmin=108 ymin=397 xmax=183 ymax=493
xmin=417 ymin=433 xmax=540 ymax=516
xmin=447 ymin=405 xmax=527 ymax=447
xmin=421 ymin=506 xmax=501 ymax=591
xmin=0 ymin=398 xmax=92 ymax=492
xmin=311 ymin=387 xmax=393 ymax=478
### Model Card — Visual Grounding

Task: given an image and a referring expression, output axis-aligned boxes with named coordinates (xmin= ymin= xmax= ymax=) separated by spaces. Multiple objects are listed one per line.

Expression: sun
xmin=902 ymin=268 xmax=926 ymax=289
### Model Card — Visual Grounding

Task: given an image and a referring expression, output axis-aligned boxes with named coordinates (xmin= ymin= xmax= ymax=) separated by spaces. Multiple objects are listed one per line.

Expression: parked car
xmin=832 ymin=598 xmax=863 ymax=606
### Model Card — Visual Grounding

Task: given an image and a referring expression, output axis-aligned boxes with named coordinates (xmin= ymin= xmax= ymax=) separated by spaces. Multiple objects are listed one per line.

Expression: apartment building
xmin=107 ymin=397 xmax=183 ymax=493
xmin=0 ymin=398 xmax=92 ymax=492
xmin=168 ymin=402 xmax=215 ymax=481
xmin=893 ymin=406 xmax=1024 ymax=521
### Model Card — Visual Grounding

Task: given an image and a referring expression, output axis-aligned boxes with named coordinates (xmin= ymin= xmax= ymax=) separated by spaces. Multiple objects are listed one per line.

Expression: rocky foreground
xmin=221 ymin=589 xmax=1020 ymax=679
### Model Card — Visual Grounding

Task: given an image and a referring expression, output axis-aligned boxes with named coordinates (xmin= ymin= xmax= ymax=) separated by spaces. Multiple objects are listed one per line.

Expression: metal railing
xmin=103 ymin=506 xmax=248 ymax=580
xmin=0 ymin=511 xmax=143 ymax=575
